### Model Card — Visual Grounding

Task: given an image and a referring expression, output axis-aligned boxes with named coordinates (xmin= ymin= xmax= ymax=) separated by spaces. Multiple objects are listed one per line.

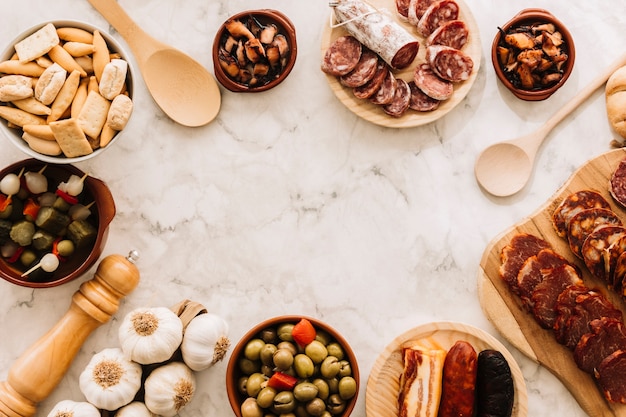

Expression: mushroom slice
xmin=224 ymin=19 xmax=255 ymax=40
xmin=266 ymin=45 xmax=281 ymax=69
xmin=218 ymin=47 xmax=240 ymax=78
xmin=505 ymin=32 xmax=536 ymax=50
xmin=272 ymin=34 xmax=290 ymax=58
xmin=245 ymin=38 xmax=266 ymax=63
xmin=259 ymin=24 xmax=278 ymax=44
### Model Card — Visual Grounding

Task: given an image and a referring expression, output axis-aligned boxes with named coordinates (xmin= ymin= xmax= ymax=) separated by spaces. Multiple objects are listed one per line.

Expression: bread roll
xmin=99 ymin=59 xmax=127 ymax=100
xmin=107 ymin=94 xmax=133 ymax=130
xmin=0 ymin=74 xmax=33 ymax=102
xmin=35 ymin=63 xmax=67 ymax=105
xmin=606 ymin=65 xmax=626 ymax=140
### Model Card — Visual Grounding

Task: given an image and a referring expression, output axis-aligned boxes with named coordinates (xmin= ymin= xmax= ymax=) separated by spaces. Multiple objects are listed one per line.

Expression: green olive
xmin=293 ymin=382 xmax=319 ymax=402
xmin=327 ymin=394 xmax=346 ymax=415
xmin=238 ymin=376 xmax=249 ymax=395
xmin=294 ymin=354 xmax=314 ymax=378
xmin=273 ymin=348 xmax=294 ymax=371
xmin=256 ymin=386 xmax=277 ymax=408
xmin=338 ymin=376 xmax=357 ymax=400
xmin=304 ymin=340 xmax=328 ymax=364
xmin=260 ymin=343 xmax=278 ymax=366
xmin=241 ymin=397 xmax=263 ymax=417
xmin=260 ymin=327 xmax=278 ymax=343
xmin=277 ymin=341 xmax=298 ymax=356
xmin=312 ymin=378 xmax=330 ymax=400
xmin=320 ymin=356 xmax=340 ymax=379
xmin=20 ymin=249 xmax=37 ymax=267
xmin=273 ymin=391 xmax=296 ymax=414
xmin=245 ymin=338 xmax=266 ymax=361
xmin=305 ymin=398 xmax=326 ymax=417
xmin=0 ymin=204 xmax=12 ymax=219
xmin=337 ymin=360 xmax=352 ymax=378
xmin=239 ymin=357 xmax=260 ymax=375
xmin=277 ymin=323 xmax=295 ymax=341
xmin=327 ymin=377 xmax=339 ymax=394
xmin=246 ymin=373 xmax=267 ymax=397
xmin=294 ymin=405 xmax=309 ymax=417
xmin=319 ymin=412 xmax=332 ymax=417
xmin=315 ymin=330 xmax=332 ymax=346
xmin=261 ymin=364 xmax=273 ymax=377
xmin=326 ymin=343 xmax=345 ymax=360
xmin=56 ymin=239 xmax=74 ymax=257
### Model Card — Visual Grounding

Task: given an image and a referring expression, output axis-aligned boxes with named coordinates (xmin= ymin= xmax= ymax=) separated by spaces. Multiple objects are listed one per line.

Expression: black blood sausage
xmin=332 ymin=0 xmax=419 ymax=69
xmin=476 ymin=349 xmax=514 ymax=417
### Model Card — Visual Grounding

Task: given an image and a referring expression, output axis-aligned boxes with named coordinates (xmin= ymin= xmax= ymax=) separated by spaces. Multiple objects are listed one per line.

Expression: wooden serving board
xmin=478 ymin=148 xmax=626 ymax=417
xmin=320 ymin=0 xmax=482 ymax=128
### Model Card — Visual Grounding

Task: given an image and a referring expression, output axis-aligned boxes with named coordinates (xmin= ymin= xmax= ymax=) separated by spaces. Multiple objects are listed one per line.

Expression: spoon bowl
xmin=87 ymin=0 xmax=221 ymax=127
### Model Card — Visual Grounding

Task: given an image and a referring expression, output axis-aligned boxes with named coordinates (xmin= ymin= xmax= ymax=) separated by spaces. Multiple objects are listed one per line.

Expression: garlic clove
xmin=181 ymin=313 xmax=230 ymax=372
xmin=47 ymin=400 xmax=100 ymax=417
xmin=144 ymin=362 xmax=196 ymax=417
xmin=115 ymin=401 xmax=154 ymax=417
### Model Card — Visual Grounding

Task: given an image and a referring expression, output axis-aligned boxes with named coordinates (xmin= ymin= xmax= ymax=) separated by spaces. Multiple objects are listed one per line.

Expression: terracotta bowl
xmin=491 ymin=9 xmax=575 ymax=101
xmin=226 ymin=315 xmax=360 ymax=417
xmin=0 ymin=20 xmax=135 ymax=163
xmin=0 ymin=159 xmax=115 ymax=288
xmin=212 ymin=9 xmax=297 ymax=92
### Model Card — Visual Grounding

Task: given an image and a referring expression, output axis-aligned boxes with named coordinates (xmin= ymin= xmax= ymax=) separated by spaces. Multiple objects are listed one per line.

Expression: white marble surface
xmin=0 ymin=1 xmax=625 ymax=416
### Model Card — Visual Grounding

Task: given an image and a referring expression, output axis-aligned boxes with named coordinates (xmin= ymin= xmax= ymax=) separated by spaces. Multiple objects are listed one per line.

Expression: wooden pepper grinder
xmin=0 ymin=251 xmax=141 ymax=417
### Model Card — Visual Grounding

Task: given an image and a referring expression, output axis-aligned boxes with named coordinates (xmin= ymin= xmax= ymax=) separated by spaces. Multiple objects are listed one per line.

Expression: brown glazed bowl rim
xmin=226 ymin=315 xmax=360 ymax=417
xmin=0 ymin=159 xmax=115 ymax=288
xmin=491 ymin=8 xmax=575 ymax=101
xmin=212 ymin=9 xmax=297 ymax=93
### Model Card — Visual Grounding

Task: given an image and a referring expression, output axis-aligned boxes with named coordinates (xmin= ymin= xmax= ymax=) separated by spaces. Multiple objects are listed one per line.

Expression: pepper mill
xmin=0 ymin=251 xmax=141 ymax=417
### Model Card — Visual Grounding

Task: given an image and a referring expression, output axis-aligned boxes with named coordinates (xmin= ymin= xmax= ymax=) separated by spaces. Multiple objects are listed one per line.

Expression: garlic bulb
xmin=144 ymin=362 xmax=196 ymax=417
xmin=118 ymin=306 xmax=183 ymax=365
xmin=47 ymin=400 xmax=100 ymax=417
xmin=79 ymin=347 xmax=142 ymax=411
xmin=115 ymin=401 xmax=154 ymax=417
xmin=181 ymin=313 xmax=230 ymax=371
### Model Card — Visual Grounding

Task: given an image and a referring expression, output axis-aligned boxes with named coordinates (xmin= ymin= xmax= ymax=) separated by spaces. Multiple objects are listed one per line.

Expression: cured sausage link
xmin=437 ymin=340 xmax=477 ymax=417
xmin=475 ymin=350 xmax=514 ymax=417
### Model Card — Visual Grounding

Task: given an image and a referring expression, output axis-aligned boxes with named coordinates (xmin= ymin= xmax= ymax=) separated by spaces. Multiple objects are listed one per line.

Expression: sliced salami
xmin=425 ymin=19 xmax=469 ymax=49
xmin=407 ymin=0 xmax=438 ymax=26
xmin=566 ymin=208 xmax=622 ymax=258
xmin=552 ymin=190 xmax=611 ymax=238
xmin=581 ymin=225 xmax=626 ymax=282
xmin=574 ymin=318 xmax=626 ymax=373
xmin=610 ymin=157 xmax=626 ymax=209
xmin=516 ymin=248 xmax=571 ymax=307
xmin=416 ymin=0 xmax=460 ymax=37
xmin=339 ymin=48 xmax=379 ymax=88
xmin=395 ymin=0 xmax=412 ymax=19
xmin=426 ymin=44 xmax=474 ymax=82
xmin=408 ymin=81 xmax=440 ymax=112
xmin=353 ymin=61 xmax=388 ymax=99
xmin=413 ymin=63 xmax=453 ymax=100
xmin=369 ymin=69 xmax=397 ymax=105
xmin=531 ymin=263 xmax=583 ymax=329
xmin=499 ymin=233 xmax=551 ymax=292
xmin=602 ymin=234 xmax=626 ymax=288
xmin=382 ymin=78 xmax=411 ymax=118
xmin=332 ymin=0 xmax=420 ymax=69
xmin=615 ymin=252 xmax=626 ymax=294
xmin=321 ymin=35 xmax=362 ymax=76
xmin=595 ymin=349 xmax=626 ymax=403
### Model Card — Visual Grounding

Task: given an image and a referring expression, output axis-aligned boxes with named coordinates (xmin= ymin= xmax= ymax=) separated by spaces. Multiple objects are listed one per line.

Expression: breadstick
xmin=0 ymin=60 xmax=45 ymax=77
xmin=92 ymin=30 xmax=110 ymax=82
xmin=23 ymin=124 xmax=55 ymax=140
xmin=87 ymin=75 xmax=99 ymax=93
xmin=0 ymin=106 xmax=46 ymax=127
xmin=71 ymin=77 xmax=89 ymax=118
xmin=48 ymin=69 xmax=81 ymax=122
xmin=47 ymin=45 xmax=87 ymax=77
xmin=22 ymin=132 xmax=62 ymax=156
xmin=12 ymin=97 xmax=52 ymax=116
xmin=63 ymin=41 xmax=95 ymax=57
xmin=56 ymin=27 xmax=94 ymax=44
xmin=99 ymin=123 xmax=116 ymax=148
xmin=74 ymin=56 xmax=94 ymax=75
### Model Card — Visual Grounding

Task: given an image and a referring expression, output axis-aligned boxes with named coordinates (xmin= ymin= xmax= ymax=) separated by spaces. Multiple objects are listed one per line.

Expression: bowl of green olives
xmin=226 ymin=315 xmax=360 ymax=417
xmin=0 ymin=158 xmax=115 ymax=288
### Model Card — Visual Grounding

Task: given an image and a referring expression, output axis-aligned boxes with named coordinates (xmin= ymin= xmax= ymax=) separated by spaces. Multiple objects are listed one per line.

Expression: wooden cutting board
xmin=478 ymin=148 xmax=626 ymax=417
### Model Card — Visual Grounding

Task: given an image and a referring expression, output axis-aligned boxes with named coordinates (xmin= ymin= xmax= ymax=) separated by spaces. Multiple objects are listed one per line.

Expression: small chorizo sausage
xmin=437 ymin=340 xmax=477 ymax=417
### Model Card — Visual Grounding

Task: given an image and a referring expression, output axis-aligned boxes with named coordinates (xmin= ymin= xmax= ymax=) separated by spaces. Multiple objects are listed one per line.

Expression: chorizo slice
xmin=413 ymin=63 xmax=453 ymax=101
xmin=382 ymin=78 xmax=411 ymax=118
xmin=610 ymin=157 xmax=626 ymax=209
xmin=408 ymin=81 xmax=440 ymax=112
xmin=530 ymin=263 xmax=583 ymax=329
xmin=369 ymin=69 xmax=397 ymax=105
xmin=552 ymin=190 xmax=610 ymax=237
xmin=425 ymin=20 xmax=469 ymax=49
xmin=416 ymin=0 xmax=460 ymax=37
xmin=567 ymin=208 xmax=622 ymax=258
xmin=438 ymin=340 xmax=477 ymax=417
xmin=475 ymin=350 xmax=514 ymax=417
xmin=581 ymin=225 xmax=626 ymax=282
xmin=340 ymin=48 xmax=379 ymax=88
xmin=516 ymin=248 xmax=571 ymax=308
xmin=321 ymin=35 xmax=362 ymax=76
xmin=602 ymin=234 xmax=626 ymax=288
xmin=353 ymin=60 xmax=388 ymax=99
xmin=426 ymin=44 xmax=474 ymax=82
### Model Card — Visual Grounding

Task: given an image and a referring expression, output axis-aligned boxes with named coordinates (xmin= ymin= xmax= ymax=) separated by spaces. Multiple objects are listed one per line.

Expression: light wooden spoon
xmin=475 ymin=52 xmax=626 ymax=197
xmin=87 ymin=0 xmax=221 ymax=127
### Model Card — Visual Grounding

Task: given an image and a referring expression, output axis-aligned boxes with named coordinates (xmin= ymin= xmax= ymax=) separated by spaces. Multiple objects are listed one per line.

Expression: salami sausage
xmin=425 ymin=20 xmax=469 ymax=49
xmin=407 ymin=0 xmax=438 ymax=26
xmin=566 ymin=208 xmax=623 ymax=258
xmin=581 ymin=225 xmax=626 ymax=282
xmin=426 ymin=45 xmax=474 ymax=82
xmin=552 ymin=190 xmax=611 ymax=237
xmin=475 ymin=350 xmax=514 ymax=417
xmin=340 ymin=48 xmax=379 ymax=87
xmin=438 ymin=340 xmax=477 ymax=417
xmin=382 ymin=78 xmax=411 ymax=117
xmin=395 ymin=0 xmax=411 ymax=20
xmin=408 ymin=81 xmax=440 ymax=112
xmin=416 ymin=0 xmax=460 ymax=37
xmin=321 ymin=35 xmax=362 ymax=76
xmin=369 ymin=69 xmax=397 ymax=105
xmin=332 ymin=0 xmax=420 ymax=69
xmin=353 ymin=60 xmax=387 ymax=99
xmin=610 ymin=157 xmax=626 ymax=209
xmin=413 ymin=63 xmax=453 ymax=100
xmin=603 ymin=234 xmax=626 ymax=288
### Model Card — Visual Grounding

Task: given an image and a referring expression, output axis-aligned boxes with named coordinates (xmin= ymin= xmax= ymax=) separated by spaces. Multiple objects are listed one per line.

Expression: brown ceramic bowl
xmin=0 ymin=159 xmax=115 ymax=288
xmin=226 ymin=315 xmax=360 ymax=417
xmin=492 ymin=9 xmax=575 ymax=101
xmin=212 ymin=9 xmax=297 ymax=92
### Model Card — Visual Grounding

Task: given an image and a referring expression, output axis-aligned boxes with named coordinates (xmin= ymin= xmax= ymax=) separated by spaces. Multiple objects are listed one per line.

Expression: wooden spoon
xmin=475 ymin=52 xmax=626 ymax=197
xmin=87 ymin=0 xmax=221 ymax=127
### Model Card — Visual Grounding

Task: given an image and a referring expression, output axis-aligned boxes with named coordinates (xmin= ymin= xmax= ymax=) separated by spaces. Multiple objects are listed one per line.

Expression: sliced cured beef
xmin=395 ymin=0 xmax=411 ymax=19
xmin=333 ymin=0 xmax=419 ymax=69
xmin=531 ymin=263 xmax=583 ymax=329
xmin=581 ymin=225 xmax=626 ymax=282
xmin=426 ymin=45 xmax=474 ymax=82
xmin=383 ymin=78 xmax=411 ymax=118
xmin=339 ymin=48 xmax=379 ymax=88
xmin=416 ymin=0 xmax=460 ymax=37
xmin=516 ymin=248 xmax=571 ymax=306
xmin=595 ymin=349 xmax=626 ymax=403
xmin=609 ymin=157 xmax=626 ymax=209
xmin=413 ymin=63 xmax=453 ymax=101
xmin=353 ymin=61 xmax=388 ymax=99
xmin=425 ymin=19 xmax=469 ymax=49
xmin=603 ymin=234 xmax=626 ymax=288
xmin=552 ymin=190 xmax=611 ymax=237
xmin=408 ymin=81 xmax=440 ymax=112
xmin=499 ymin=233 xmax=551 ymax=292
xmin=566 ymin=208 xmax=622 ymax=258
xmin=475 ymin=350 xmax=514 ymax=417
xmin=369 ymin=69 xmax=397 ymax=105
xmin=321 ymin=35 xmax=362 ymax=76
xmin=554 ymin=285 xmax=590 ymax=344
xmin=574 ymin=318 xmax=626 ymax=373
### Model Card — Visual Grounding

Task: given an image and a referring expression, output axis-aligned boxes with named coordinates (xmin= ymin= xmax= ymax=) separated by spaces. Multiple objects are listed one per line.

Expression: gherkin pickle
xmin=35 ymin=207 xmax=70 ymax=235
xmin=10 ymin=220 xmax=35 ymax=246
xmin=66 ymin=219 xmax=96 ymax=248
xmin=31 ymin=229 xmax=55 ymax=251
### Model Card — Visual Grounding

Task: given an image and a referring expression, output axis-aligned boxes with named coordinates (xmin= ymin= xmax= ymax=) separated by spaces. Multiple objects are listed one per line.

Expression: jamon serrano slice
xmin=595 ymin=349 xmax=626 ymax=404
xmin=566 ymin=208 xmax=622 ymax=258
xmin=531 ymin=263 xmax=583 ymax=329
xmin=552 ymin=190 xmax=610 ymax=237
xmin=581 ymin=225 xmax=626 ymax=282
xmin=516 ymin=248 xmax=571 ymax=308
xmin=398 ymin=344 xmax=445 ymax=417
xmin=574 ymin=318 xmax=626 ymax=373
xmin=499 ymin=233 xmax=551 ymax=292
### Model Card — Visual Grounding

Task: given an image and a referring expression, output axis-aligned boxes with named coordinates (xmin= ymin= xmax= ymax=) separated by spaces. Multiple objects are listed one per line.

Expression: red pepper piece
xmin=7 ymin=246 xmax=24 ymax=263
xmin=267 ymin=372 xmax=298 ymax=391
xmin=22 ymin=198 xmax=40 ymax=221
xmin=291 ymin=318 xmax=316 ymax=347
xmin=0 ymin=194 xmax=11 ymax=212
xmin=51 ymin=238 xmax=68 ymax=262
xmin=55 ymin=189 xmax=78 ymax=205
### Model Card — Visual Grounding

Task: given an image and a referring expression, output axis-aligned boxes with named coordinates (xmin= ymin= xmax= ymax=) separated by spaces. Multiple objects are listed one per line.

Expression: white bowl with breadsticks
xmin=0 ymin=20 xmax=135 ymax=163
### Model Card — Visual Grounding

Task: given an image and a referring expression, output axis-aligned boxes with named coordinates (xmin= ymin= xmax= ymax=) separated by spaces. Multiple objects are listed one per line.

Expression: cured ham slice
xmin=416 ymin=0 xmax=460 ymax=37
xmin=499 ymin=233 xmax=551 ymax=292
xmin=552 ymin=190 xmax=610 ymax=237
xmin=425 ymin=45 xmax=474 ymax=82
xmin=574 ymin=318 xmax=626 ymax=373
xmin=332 ymin=0 xmax=419 ymax=69
xmin=398 ymin=345 xmax=445 ymax=417
xmin=531 ymin=263 xmax=583 ymax=329
xmin=566 ymin=208 xmax=622 ymax=258
xmin=603 ymin=234 xmax=626 ymax=288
